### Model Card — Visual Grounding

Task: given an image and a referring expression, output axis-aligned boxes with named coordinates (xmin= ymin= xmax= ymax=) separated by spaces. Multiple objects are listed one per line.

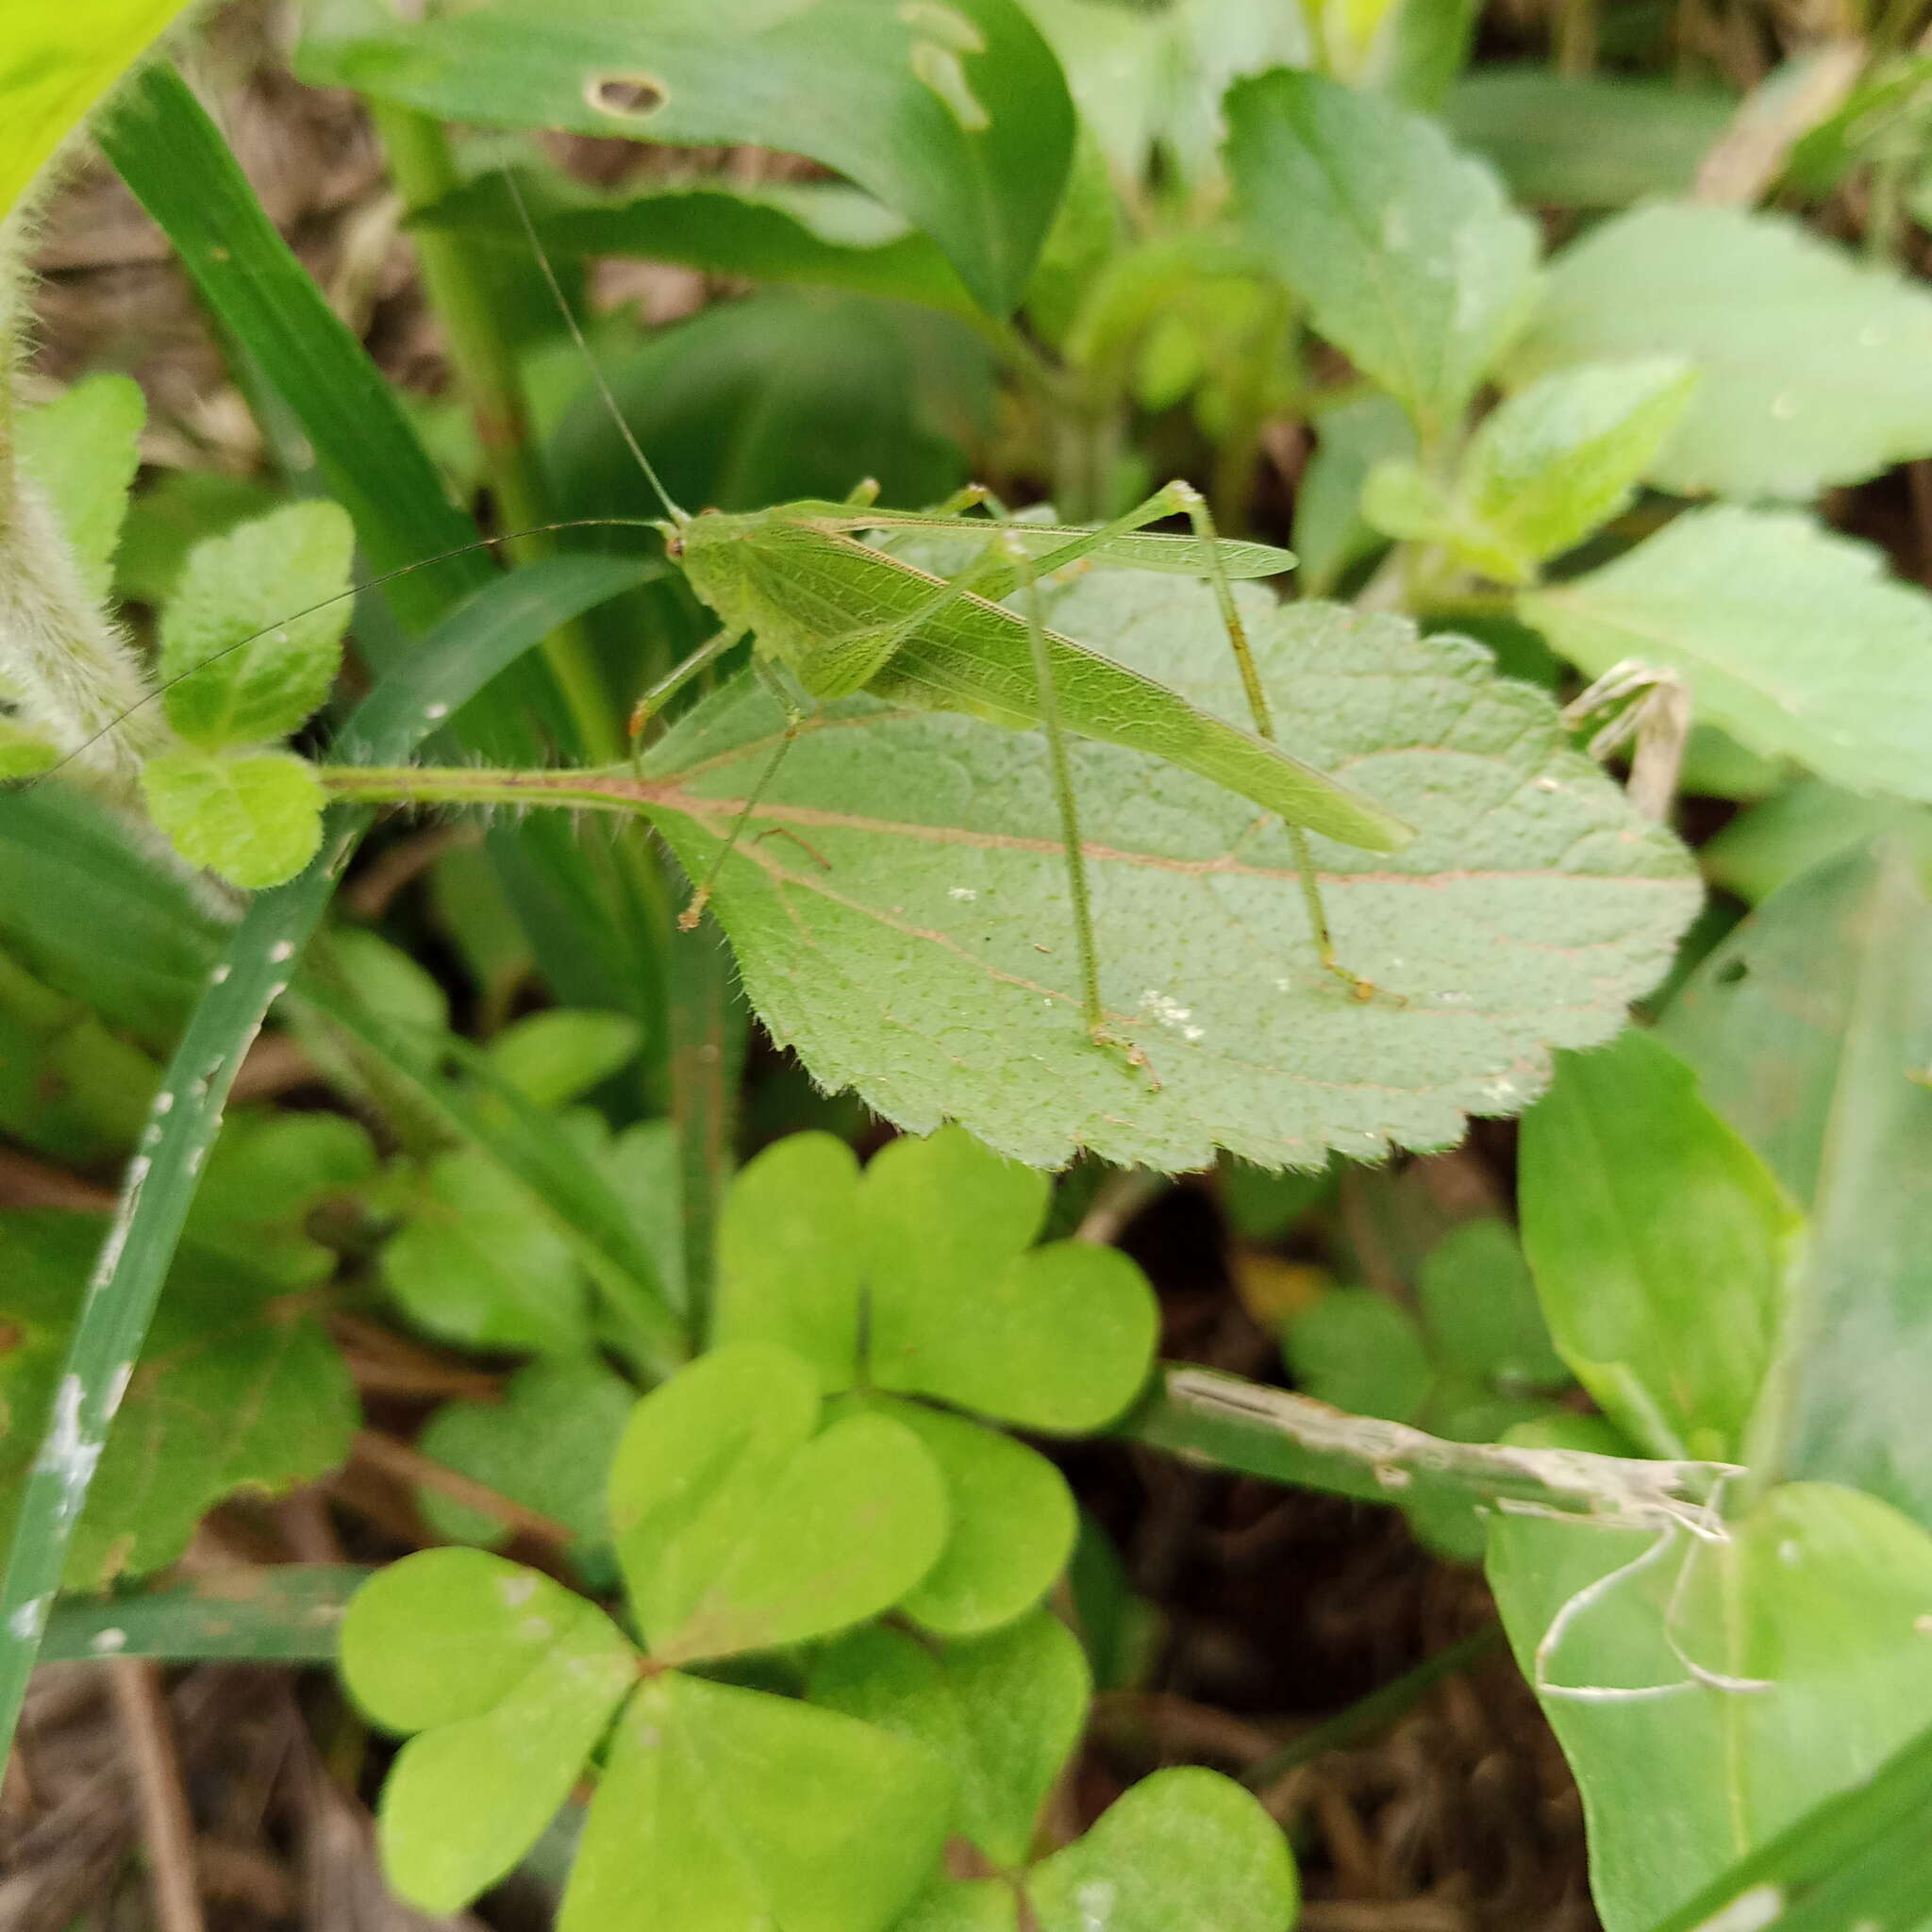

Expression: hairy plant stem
xmin=371 ymin=104 xmax=622 ymax=765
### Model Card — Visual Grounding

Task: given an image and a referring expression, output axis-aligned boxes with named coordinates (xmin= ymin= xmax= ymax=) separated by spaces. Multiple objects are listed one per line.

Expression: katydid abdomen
xmin=678 ymin=517 xmax=1414 ymax=856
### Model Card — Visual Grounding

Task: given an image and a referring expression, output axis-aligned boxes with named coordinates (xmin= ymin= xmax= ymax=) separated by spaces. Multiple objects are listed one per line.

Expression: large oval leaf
xmin=298 ymin=0 xmax=1072 ymax=316
xmin=638 ymin=576 xmax=1699 ymax=1169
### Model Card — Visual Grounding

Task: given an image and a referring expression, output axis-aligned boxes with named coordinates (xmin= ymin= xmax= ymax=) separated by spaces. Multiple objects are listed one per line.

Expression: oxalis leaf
xmin=341 ymin=1548 xmax=638 ymax=1915
xmin=636 ymin=575 xmax=1698 ymax=1170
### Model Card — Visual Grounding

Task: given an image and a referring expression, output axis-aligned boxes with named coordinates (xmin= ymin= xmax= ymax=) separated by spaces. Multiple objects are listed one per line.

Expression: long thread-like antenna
xmin=500 ymin=168 xmax=689 ymax=527
xmin=7 ymin=519 xmax=664 ymax=788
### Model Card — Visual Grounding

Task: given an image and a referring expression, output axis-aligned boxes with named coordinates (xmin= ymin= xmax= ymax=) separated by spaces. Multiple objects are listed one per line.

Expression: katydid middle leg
xmin=997 ymin=529 xmax=1154 ymax=1077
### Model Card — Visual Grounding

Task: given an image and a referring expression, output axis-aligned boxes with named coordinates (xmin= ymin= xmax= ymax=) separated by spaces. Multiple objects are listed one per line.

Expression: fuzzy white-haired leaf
xmin=639 ymin=575 xmax=1698 ymax=1171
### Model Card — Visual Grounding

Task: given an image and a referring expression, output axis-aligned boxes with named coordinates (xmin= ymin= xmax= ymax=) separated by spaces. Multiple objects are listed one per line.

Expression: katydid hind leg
xmin=1170 ymin=483 xmax=1380 ymax=1002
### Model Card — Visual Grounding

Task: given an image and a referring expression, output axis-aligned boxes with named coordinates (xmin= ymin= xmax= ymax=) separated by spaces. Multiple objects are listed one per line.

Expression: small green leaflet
xmin=158 ymin=501 xmax=355 ymax=750
xmin=341 ymin=1549 xmax=637 ymax=1913
xmin=809 ymin=1612 xmax=1090 ymax=1867
xmin=15 ymin=375 xmax=145 ymax=604
xmin=141 ymin=746 xmax=325 ymax=890
xmin=607 ymin=1341 xmax=947 ymax=1663
xmin=1365 ymin=358 xmax=1699 ymax=583
xmin=565 ymin=1672 xmax=951 ymax=1932
xmin=1519 ymin=1029 xmax=1799 ymax=1464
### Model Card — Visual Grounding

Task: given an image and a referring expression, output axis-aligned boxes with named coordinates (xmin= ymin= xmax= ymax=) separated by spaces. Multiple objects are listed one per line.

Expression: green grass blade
xmin=41 ymin=1567 xmax=372 ymax=1664
xmin=0 ymin=555 xmax=655 ymax=1758
xmin=1119 ymin=1365 xmax=1735 ymax=1524
xmin=97 ymin=64 xmax=491 ymax=637
xmin=97 ymin=64 xmax=664 ymax=1033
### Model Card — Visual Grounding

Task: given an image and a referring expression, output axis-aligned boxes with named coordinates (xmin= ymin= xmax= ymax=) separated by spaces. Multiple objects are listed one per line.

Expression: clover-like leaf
xmin=1 ymin=1211 xmax=358 ymax=1590
xmin=564 ymin=1670 xmax=952 ymax=1932
xmin=1523 ymin=508 xmax=1932 ymax=805
xmin=417 ymin=1355 xmax=636 ymax=1554
xmin=1024 ymin=1767 xmax=1299 ymax=1932
xmin=158 ymin=501 xmax=355 ymax=749
xmin=1512 ymin=202 xmax=1932 ymax=500
xmin=711 ymin=1131 xmax=864 ymax=1389
xmin=382 ymin=1147 xmax=592 ymax=1357
xmin=892 ymin=1879 xmax=1018 ymax=1932
xmin=341 ymin=1549 xmax=637 ymax=1914
xmin=608 ymin=1342 xmax=947 ymax=1662
xmin=1418 ymin=1217 xmax=1568 ymax=1393
xmin=843 ymin=1395 xmax=1076 ymax=1636
xmin=142 ymin=744 xmax=325 ymax=889
xmin=641 ymin=577 xmax=1699 ymax=1170
xmin=1283 ymin=1287 xmax=1432 ymax=1424
xmin=808 ymin=1611 xmax=1090 ymax=1866
xmin=874 ymin=1236 xmax=1158 ymax=1432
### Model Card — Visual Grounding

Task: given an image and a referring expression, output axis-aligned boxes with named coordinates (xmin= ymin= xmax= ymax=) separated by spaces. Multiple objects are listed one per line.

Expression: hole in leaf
xmin=585 ymin=73 xmax=668 ymax=118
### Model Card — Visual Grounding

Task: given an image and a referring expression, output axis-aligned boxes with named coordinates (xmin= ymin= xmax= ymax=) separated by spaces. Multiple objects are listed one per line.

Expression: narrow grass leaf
xmin=40 ymin=1564 xmax=372 ymax=1664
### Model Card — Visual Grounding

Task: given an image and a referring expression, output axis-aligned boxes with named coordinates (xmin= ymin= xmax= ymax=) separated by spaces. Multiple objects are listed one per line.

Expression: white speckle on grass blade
xmin=90 ymin=1627 xmax=127 ymax=1655
xmin=642 ymin=582 xmax=1699 ymax=1171
xmin=7 ymin=1598 xmax=48 ymax=1642
xmin=1692 ymin=1888 xmax=1785 ymax=1932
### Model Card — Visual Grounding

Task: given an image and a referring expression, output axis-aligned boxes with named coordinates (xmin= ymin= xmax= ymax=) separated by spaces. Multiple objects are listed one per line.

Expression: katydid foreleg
xmin=677 ymin=655 xmax=813 ymax=931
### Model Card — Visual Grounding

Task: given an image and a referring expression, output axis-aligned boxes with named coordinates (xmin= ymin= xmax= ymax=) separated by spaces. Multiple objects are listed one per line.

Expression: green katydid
xmin=613 ymin=458 xmax=1414 ymax=1057
xmin=488 ymin=174 xmax=1414 ymax=1048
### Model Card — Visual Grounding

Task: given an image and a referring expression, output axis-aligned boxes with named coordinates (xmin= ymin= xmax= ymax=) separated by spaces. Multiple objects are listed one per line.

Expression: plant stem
xmin=1240 ymin=1624 xmax=1504 ymax=1789
xmin=1120 ymin=1364 xmax=1741 ymax=1528
xmin=371 ymin=104 xmax=622 ymax=764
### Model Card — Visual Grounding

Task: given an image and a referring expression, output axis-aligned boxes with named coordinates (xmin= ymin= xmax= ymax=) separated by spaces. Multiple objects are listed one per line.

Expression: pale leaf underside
xmin=636 ymin=578 xmax=1698 ymax=1170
